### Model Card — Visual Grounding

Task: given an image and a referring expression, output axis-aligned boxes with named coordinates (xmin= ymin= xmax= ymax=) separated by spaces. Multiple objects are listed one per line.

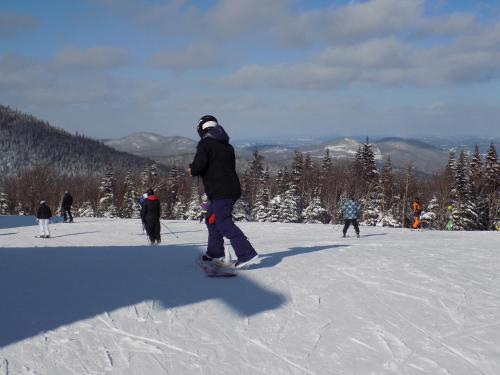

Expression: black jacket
xmin=37 ymin=204 xmax=52 ymax=219
xmin=141 ymin=196 xmax=161 ymax=223
xmin=189 ymin=125 xmax=241 ymax=201
xmin=62 ymin=193 xmax=73 ymax=209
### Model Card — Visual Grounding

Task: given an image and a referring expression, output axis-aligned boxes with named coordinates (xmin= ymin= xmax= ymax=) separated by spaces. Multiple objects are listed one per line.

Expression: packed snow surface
xmin=0 ymin=217 xmax=499 ymax=374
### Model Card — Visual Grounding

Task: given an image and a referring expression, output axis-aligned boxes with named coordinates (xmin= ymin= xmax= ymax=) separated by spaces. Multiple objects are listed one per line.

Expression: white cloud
xmin=223 ymin=19 xmax=500 ymax=90
xmin=148 ymin=44 xmax=221 ymax=71
xmin=51 ymin=47 xmax=130 ymax=71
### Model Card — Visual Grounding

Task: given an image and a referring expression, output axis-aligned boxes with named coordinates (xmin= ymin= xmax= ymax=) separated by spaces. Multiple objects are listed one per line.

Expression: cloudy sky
xmin=1 ymin=0 xmax=500 ymax=141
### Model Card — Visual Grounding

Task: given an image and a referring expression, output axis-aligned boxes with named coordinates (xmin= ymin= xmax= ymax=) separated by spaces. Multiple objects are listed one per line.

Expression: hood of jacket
xmin=203 ymin=124 xmax=229 ymax=144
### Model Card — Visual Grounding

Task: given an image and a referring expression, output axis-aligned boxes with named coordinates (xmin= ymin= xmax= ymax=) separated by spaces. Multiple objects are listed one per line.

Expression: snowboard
xmin=197 ymin=256 xmax=237 ymax=278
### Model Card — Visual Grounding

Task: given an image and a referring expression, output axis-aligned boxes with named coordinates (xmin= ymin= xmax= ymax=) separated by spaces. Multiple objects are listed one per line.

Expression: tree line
xmin=0 ymin=140 xmax=498 ymax=230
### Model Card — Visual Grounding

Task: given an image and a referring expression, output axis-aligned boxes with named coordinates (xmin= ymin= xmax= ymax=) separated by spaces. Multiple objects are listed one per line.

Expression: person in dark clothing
xmin=141 ymin=189 xmax=161 ymax=245
xmin=37 ymin=200 xmax=52 ymax=238
xmin=61 ymin=191 xmax=74 ymax=223
xmin=189 ymin=115 xmax=258 ymax=268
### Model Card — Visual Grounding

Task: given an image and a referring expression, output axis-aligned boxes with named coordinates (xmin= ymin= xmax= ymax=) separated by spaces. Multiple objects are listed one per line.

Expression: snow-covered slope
xmin=1 ymin=217 xmax=498 ymax=374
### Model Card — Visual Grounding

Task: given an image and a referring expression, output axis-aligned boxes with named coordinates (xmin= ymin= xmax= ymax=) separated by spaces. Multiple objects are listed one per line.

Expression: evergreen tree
xmin=445 ymin=150 xmax=457 ymax=180
xmin=361 ymin=182 xmax=383 ymax=226
xmin=242 ymin=149 xmax=265 ymax=209
xmin=421 ymin=196 xmax=439 ymax=229
xmin=233 ymin=198 xmax=250 ymax=221
xmin=98 ymin=168 xmax=118 ymax=218
xmin=0 ymin=191 xmax=9 ymax=215
xmin=279 ymin=184 xmax=301 ymax=223
xmin=267 ymin=194 xmax=283 ymax=222
xmin=360 ymin=137 xmax=379 ymax=180
xmin=172 ymin=199 xmax=188 ymax=220
xmin=302 ymin=191 xmax=329 ymax=224
xmin=484 ymin=143 xmax=499 ymax=229
xmin=78 ymin=201 xmax=95 ymax=217
xmin=121 ymin=171 xmax=139 ymax=218
xmin=451 ymin=151 xmax=479 ymax=230
xmin=251 ymin=168 xmax=271 ymax=222
xmin=185 ymin=184 xmax=202 ymax=220
xmin=484 ymin=143 xmax=500 ymax=186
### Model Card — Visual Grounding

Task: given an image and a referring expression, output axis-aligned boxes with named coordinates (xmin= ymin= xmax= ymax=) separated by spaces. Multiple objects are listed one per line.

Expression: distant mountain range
xmin=103 ymin=132 xmax=475 ymax=174
xmin=0 ymin=105 xmax=156 ymax=176
xmin=2 ymin=104 xmax=496 ymax=177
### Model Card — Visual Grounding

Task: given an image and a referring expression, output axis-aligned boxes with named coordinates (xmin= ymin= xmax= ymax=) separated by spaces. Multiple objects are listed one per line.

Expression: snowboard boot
xmin=235 ymin=254 xmax=259 ymax=269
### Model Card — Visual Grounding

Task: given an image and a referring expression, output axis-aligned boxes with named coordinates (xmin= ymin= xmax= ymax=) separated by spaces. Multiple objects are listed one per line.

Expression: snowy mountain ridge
xmin=105 ymin=132 xmax=449 ymax=173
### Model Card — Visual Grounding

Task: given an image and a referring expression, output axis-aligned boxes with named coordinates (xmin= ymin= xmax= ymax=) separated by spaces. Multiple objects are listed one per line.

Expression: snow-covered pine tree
xmin=185 ymin=184 xmax=202 ymax=220
xmin=242 ymin=149 xmax=265 ymax=210
xmin=121 ymin=171 xmax=139 ymax=218
xmin=267 ymin=194 xmax=283 ymax=222
xmin=361 ymin=182 xmax=383 ymax=226
xmin=279 ymin=183 xmax=301 ymax=223
xmin=468 ymin=145 xmax=489 ymax=230
xmin=361 ymin=137 xmax=379 ymax=180
xmin=77 ymin=201 xmax=95 ymax=217
xmin=445 ymin=150 xmax=457 ymax=180
xmin=484 ymin=143 xmax=499 ymax=229
xmin=233 ymin=198 xmax=250 ymax=221
xmin=469 ymin=145 xmax=482 ymax=189
xmin=251 ymin=168 xmax=271 ymax=222
xmin=302 ymin=191 xmax=329 ymax=224
xmin=0 ymin=191 xmax=9 ymax=215
xmin=172 ymin=199 xmax=187 ymax=220
xmin=420 ymin=196 xmax=439 ymax=229
xmin=290 ymin=151 xmax=304 ymax=213
xmin=98 ymin=168 xmax=118 ymax=218
xmin=451 ymin=151 xmax=479 ymax=230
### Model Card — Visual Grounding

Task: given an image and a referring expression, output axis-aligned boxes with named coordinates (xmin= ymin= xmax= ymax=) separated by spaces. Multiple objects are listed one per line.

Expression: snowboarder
xmin=189 ymin=115 xmax=258 ymax=269
xmin=411 ymin=198 xmax=422 ymax=229
xmin=140 ymin=189 xmax=161 ymax=245
xmin=37 ymin=200 xmax=52 ymax=238
xmin=342 ymin=195 xmax=360 ymax=238
xmin=61 ymin=191 xmax=73 ymax=223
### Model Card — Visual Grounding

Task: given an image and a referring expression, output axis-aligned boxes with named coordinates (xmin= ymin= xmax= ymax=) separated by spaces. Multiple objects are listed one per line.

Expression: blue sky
xmin=1 ymin=0 xmax=500 ymax=141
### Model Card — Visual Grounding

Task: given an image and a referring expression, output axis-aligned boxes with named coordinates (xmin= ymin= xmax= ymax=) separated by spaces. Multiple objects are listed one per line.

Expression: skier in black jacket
xmin=36 ymin=200 xmax=52 ymax=238
xmin=61 ymin=191 xmax=73 ymax=223
xmin=189 ymin=115 xmax=258 ymax=268
xmin=141 ymin=189 xmax=161 ymax=245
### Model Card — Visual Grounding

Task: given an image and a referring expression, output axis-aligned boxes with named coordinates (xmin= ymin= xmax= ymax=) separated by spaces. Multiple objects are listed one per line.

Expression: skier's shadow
xmin=254 ymin=244 xmax=349 ymax=269
xmin=0 ymin=245 xmax=286 ymax=348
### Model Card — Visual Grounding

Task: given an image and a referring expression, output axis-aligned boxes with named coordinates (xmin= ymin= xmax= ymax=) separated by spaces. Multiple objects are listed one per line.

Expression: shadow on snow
xmin=0 ymin=242 xmax=352 ymax=348
xmin=254 ymin=244 xmax=349 ymax=269
xmin=0 ymin=244 xmax=286 ymax=348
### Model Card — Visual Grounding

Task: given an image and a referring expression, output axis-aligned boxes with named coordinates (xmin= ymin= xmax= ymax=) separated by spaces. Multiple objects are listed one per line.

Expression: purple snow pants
xmin=205 ymin=198 xmax=257 ymax=262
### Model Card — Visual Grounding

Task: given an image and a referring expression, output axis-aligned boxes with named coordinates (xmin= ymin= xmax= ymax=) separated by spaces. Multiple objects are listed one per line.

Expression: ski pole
xmin=161 ymin=221 xmax=179 ymax=238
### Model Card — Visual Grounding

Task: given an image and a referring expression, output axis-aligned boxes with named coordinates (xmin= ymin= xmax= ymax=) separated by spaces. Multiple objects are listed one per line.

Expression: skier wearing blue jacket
xmin=342 ymin=195 xmax=361 ymax=238
xmin=189 ymin=115 xmax=259 ymax=269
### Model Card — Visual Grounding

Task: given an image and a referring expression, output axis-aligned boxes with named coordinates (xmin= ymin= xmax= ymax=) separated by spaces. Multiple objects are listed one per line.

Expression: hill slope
xmin=0 ymin=105 xmax=155 ymax=176
xmin=1 ymin=217 xmax=499 ymax=374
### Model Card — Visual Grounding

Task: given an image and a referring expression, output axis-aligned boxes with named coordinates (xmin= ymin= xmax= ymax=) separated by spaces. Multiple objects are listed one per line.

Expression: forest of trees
xmin=1 ymin=139 xmax=498 ymax=231
xmin=0 ymin=105 xmax=157 ymax=176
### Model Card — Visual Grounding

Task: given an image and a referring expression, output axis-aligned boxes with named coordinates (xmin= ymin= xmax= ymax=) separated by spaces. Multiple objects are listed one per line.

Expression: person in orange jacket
xmin=411 ymin=198 xmax=423 ymax=229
